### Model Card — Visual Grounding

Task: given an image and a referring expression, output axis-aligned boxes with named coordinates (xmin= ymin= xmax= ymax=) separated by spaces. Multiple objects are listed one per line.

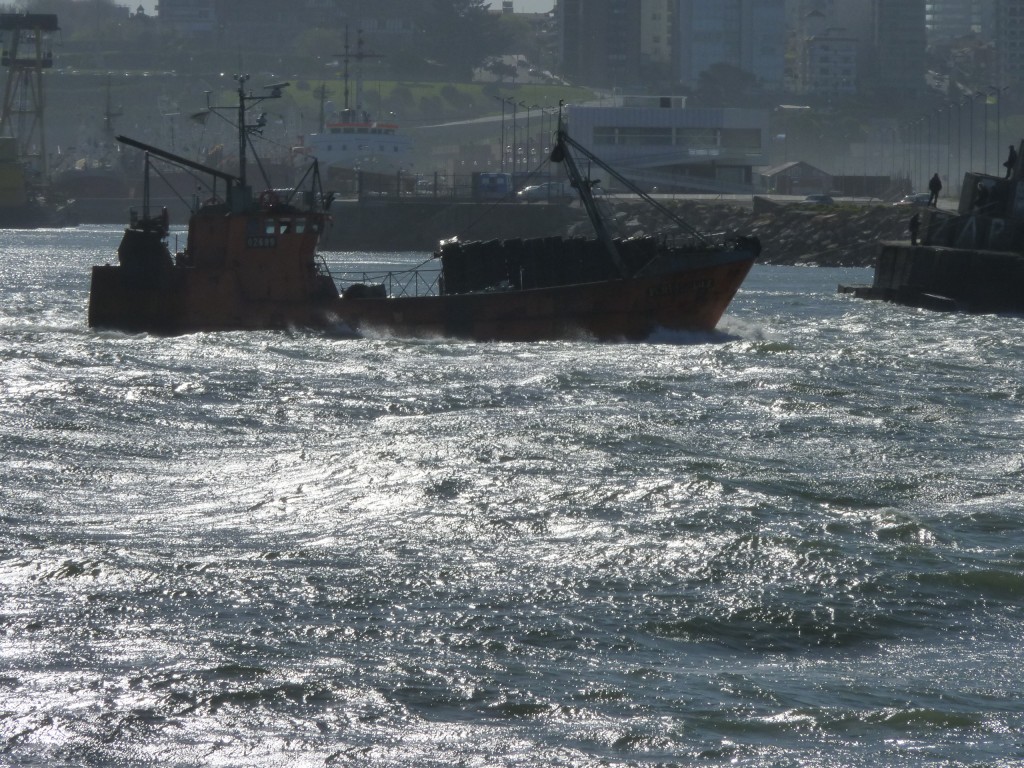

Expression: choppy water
xmin=2 ymin=226 xmax=1024 ymax=767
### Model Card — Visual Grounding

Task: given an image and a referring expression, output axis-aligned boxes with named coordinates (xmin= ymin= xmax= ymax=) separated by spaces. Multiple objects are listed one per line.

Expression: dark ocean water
xmin=2 ymin=226 xmax=1023 ymax=767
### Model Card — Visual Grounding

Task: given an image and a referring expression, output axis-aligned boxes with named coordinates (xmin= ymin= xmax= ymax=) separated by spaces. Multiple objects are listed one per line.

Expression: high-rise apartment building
xmin=156 ymin=0 xmax=216 ymax=34
xmin=674 ymin=0 xmax=786 ymax=89
xmin=790 ymin=0 xmax=872 ymax=94
xmin=995 ymin=0 xmax=1024 ymax=86
xmin=799 ymin=26 xmax=859 ymax=96
xmin=925 ymin=0 xmax=989 ymax=43
xmin=871 ymin=0 xmax=927 ymax=98
xmin=789 ymin=1 xmax=873 ymax=41
xmin=558 ymin=0 xmax=644 ymax=88
xmin=641 ymin=0 xmax=674 ymax=68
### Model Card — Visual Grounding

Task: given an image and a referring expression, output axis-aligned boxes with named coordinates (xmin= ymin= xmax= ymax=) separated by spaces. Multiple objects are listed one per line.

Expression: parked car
xmin=475 ymin=172 xmax=513 ymax=201
xmin=893 ymin=193 xmax=932 ymax=207
xmin=517 ymin=181 xmax=575 ymax=202
xmin=800 ymin=194 xmax=835 ymax=206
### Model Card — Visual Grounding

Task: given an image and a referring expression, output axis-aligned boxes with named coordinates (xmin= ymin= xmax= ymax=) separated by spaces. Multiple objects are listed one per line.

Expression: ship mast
xmin=190 ymin=74 xmax=290 ymax=209
xmin=102 ymin=74 xmax=122 ymax=160
xmin=317 ymin=83 xmax=327 ymax=133
xmin=337 ymin=26 xmax=382 ymax=119
xmin=238 ymin=75 xmax=290 ymax=203
xmin=117 ymin=77 xmax=310 ymax=217
xmin=550 ymin=103 xmax=712 ymax=278
xmin=236 ymin=74 xmax=248 ymax=192
xmin=553 ymin=105 xmax=709 ymax=247
xmin=551 ymin=105 xmax=627 ymax=277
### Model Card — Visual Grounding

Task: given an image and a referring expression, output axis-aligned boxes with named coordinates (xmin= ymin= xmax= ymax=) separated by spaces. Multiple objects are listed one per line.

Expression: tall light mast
xmin=0 ymin=13 xmax=58 ymax=179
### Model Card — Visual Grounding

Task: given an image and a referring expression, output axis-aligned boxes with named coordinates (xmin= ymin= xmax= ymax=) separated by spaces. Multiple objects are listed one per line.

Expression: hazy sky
xmin=135 ymin=1 xmax=555 ymax=16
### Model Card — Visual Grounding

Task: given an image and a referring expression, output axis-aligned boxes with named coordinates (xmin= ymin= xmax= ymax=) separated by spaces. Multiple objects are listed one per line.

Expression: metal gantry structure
xmin=0 ymin=13 xmax=58 ymax=179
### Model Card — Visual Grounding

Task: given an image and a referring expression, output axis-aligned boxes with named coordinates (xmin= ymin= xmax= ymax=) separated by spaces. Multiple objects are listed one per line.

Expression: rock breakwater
xmin=602 ymin=199 xmax=918 ymax=268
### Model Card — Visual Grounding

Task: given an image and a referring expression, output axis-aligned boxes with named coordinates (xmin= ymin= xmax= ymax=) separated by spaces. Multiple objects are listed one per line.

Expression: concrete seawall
xmin=841 ymin=242 xmax=1024 ymax=313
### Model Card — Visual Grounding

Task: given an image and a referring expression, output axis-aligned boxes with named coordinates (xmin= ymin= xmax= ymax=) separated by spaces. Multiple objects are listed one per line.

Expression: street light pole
xmin=927 ymin=112 xmax=933 ymax=182
xmin=990 ymin=85 xmax=1004 ymax=175
xmin=495 ymin=95 xmax=506 ymax=172
xmin=520 ymin=101 xmax=529 ymax=171
xmin=921 ymin=117 xmax=929 ymax=189
xmin=968 ymin=93 xmax=976 ymax=172
xmin=945 ymin=106 xmax=951 ymax=192
xmin=890 ymin=127 xmax=896 ymax=182
xmin=899 ymin=122 xmax=906 ymax=183
xmin=950 ymin=100 xmax=958 ymax=188
xmin=540 ymin=106 xmax=551 ymax=180
xmin=925 ymin=116 xmax=933 ymax=190
xmin=520 ymin=102 xmax=538 ymax=171
xmin=502 ymin=96 xmax=515 ymax=177
xmin=976 ymin=91 xmax=988 ymax=173
xmin=510 ymin=98 xmax=518 ymax=180
xmin=913 ymin=117 xmax=919 ymax=188
xmin=530 ymin=103 xmax=540 ymax=164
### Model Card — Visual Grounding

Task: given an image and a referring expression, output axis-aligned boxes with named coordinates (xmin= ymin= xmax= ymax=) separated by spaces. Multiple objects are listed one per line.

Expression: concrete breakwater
xmin=840 ymin=243 xmax=1024 ymax=313
xmin=318 ymin=196 xmax=916 ymax=266
xmin=640 ymin=198 xmax=917 ymax=267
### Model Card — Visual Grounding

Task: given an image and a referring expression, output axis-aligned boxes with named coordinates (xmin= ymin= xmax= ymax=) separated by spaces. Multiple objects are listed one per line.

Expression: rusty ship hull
xmin=334 ymin=247 xmax=754 ymax=342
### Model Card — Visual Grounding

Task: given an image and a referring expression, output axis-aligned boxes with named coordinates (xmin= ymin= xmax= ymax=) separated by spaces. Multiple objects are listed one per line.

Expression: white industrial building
xmin=567 ymin=99 xmax=768 ymax=193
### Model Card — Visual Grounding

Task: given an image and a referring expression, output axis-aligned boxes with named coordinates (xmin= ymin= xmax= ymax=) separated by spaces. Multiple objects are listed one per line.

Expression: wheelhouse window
xmin=263 ymin=217 xmax=309 ymax=235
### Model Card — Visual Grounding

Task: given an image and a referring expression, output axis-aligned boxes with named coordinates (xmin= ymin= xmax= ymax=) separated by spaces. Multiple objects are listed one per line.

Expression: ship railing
xmin=338 ymin=265 xmax=442 ymax=299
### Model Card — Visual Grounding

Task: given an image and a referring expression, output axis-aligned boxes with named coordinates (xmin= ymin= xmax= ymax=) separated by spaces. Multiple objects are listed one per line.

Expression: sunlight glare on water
xmin=1 ymin=228 xmax=1023 ymax=766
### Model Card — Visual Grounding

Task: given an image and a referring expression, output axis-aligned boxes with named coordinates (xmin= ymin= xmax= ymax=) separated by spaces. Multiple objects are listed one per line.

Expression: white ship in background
xmin=300 ymin=105 xmax=413 ymax=175
xmin=297 ymin=29 xmax=413 ymax=176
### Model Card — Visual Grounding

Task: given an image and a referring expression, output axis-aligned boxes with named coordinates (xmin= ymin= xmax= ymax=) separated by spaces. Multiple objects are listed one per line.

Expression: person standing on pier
xmin=1004 ymin=145 xmax=1018 ymax=179
xmin=928 ymin=173 xmax=942 ymax=207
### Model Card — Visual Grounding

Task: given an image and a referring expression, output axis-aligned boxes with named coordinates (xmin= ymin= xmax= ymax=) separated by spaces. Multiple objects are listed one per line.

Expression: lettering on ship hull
xmin=246 ymin=236 xmax=278 ymax=249
xmin=647 ymin=277 xmax=713 ymax=299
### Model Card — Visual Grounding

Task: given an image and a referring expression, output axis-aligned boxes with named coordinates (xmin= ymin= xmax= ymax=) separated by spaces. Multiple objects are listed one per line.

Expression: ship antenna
xmin=342 ymin=24 xmax=350 ymax=112
xmin=196 ymin=73 xmax=290 ymax=208
xmin=335 ymin=27 xmax=383 ymax=120
xmin=317 ymin=83 xmax=327 ymax=133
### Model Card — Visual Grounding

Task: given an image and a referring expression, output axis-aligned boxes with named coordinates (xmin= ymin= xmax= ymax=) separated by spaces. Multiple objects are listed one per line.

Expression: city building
xmin=674 ymin=0 xmax=787 ymax=90
xmin=870 ymin=0 xmax=927 ymax=99
xmin=995 ymin=0 xmax=1024 ymax=87
xmin=558 ymin=0 xmax=644 ymax=88
xmin=925 ymin=0 xmax=990 ymax=43
xmin=790 ymin=0 xmax=872 ymax=94
xmin=760 ymin=160 xmax=832 ymax=194
xmin=566 ymin=98 xmax=768 ymax=192
xmin=641 ymin=0 xmax=674 ymax=68
xmin=156 ymin=0 xmax=216 ymax=34
xmin=798 ymin=28 xmax=858 ymax=96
